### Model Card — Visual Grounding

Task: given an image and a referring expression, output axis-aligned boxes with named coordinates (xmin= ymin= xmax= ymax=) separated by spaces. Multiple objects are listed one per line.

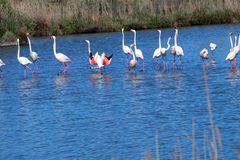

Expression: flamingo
xmin=200 ymin=48 xmax=209 ymax=66
xmin=16 ymin=38 xmax=33 ymax=78
xmin=226 ymin=34 xmax=240 ymax=68
xmin=51 ymin=35 xmax=71 ymax=75
xmin=85 ymin=40 xmax=96 ymax=65
xmin=122 ymin=28 xmax=134 ymax=64
xmin=0 ymin=59 xmax=5 ymax=73
xmin=130 ymin=29 xmax=144 ymax=70
xmin=129 ymin=44 xmax=138 ymax=71
xmin=153 ymin=30 xmax=162 ymax=67
xmin=26 ymin=33 xmax=39 ymax=72
xmin=174 ymin=28 xmax=184 ymax=67
xmin=101 ymin=53 xmax=113 ymax=66
xmin=161 ymin=36 xmax=171 ymax=70
xmin=209 ymin=42 xmax=217 ymax=54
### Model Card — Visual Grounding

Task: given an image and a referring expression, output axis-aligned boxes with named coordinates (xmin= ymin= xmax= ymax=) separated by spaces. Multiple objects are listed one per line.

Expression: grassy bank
xmin=1 ymin=0 xmax=240 ymax=41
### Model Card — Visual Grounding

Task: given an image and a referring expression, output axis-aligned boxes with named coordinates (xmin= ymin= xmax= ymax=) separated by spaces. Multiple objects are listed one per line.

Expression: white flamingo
xmin=26 ymin=33 xmax=39 ymax=72
xmin=209 ymin=43 xmax=217 ymax=53
xmin=122 ymin=28 xmax=134 ymax=57
xmin=51 ymin=35 xmax=71 ymax=74
xmin=17 ymin=38 xmax=33 ymax=78
xmin=130 ymin=29 xmax=144 ymax=70
xmin=200 ymin=48 xmax=209 ymax=62
xmin=0 ymin=59 xmax=5 ymax=73
xmin=174 ymin=29 xmax=184 ymax=66
xmin=226 ymin=34 xmax=240 ymax=68
xmin=153 ymin=30 xmax=162 ymax=59
xmin=161 ymin=36 xmax=171 ymax=70
xmin=153 ymin=30 xmax=162 ymax=68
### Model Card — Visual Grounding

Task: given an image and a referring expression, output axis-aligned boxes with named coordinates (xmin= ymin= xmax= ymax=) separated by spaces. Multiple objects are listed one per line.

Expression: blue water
xmin=0 ymin=24 xmax=239 ymax=159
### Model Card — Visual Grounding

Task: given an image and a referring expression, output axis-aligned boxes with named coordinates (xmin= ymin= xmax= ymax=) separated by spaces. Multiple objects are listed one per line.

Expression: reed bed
xmin=1 ymin=0 xmax=240 ymax=41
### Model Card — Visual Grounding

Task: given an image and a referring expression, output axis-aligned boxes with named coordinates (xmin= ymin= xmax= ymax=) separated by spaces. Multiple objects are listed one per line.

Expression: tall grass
xmin=1 ymin=0 xmax=240 ymax=40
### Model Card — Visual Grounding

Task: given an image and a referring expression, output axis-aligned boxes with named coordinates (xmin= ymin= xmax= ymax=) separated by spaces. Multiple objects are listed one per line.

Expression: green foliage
xmin=1 ymin=31 xmax=16 ymax=42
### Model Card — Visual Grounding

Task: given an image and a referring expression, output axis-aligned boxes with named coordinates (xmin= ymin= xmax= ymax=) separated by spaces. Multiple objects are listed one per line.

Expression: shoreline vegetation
xmin=1 ymin=0 xmax=240 ymax=45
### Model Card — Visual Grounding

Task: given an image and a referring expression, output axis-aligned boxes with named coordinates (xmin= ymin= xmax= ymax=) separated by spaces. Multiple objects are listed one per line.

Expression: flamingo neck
xmin=133 ymin=31 xmax=136 ymax=47
xmin=234 ymin=36 xmax=237 ymax=47
xmin=53 ymin=38 xmax=57 ymax=56
xmin=230 ymin=35 xmax=233 ymax=48
xmin=166 ymin=38 xmax=171 ymax=50
xmin=87 ymin=42 xmax=91 ymax=54
xmin=122 ymin=30 xmax=125 ymax=48
xmin=27 ymin=36 xmax=32 ymax=53
xmin=132 ymin=49 xmax=136 ymax=61
xmin=174 ymin=30 xmax=178 ymax=47
xmin=17 ymin=41 xmax=20 ymax=59
xmin=238 ymin=35 xmax=240 ymax=47
xmin=159 ymin=31 xmax=161 ymax=49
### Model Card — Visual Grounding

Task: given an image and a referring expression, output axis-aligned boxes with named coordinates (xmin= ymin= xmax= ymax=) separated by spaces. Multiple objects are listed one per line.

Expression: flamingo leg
xmin=178 ymin=56 xmax=183 ymax=69
xmin=59 ymin=63 xmax=65 ymax=75
xmin=154 ymin=58 xmax=160 ymax=70
xmin=35 ymin=61 xmax=39 ymax=73
xmin=173 ymin=55 xmax=176 ymax=70
xmin=26 ymin=65 xmax=34 ymax=77
xmin=24 ymin=66 xmax=27 ymax=79
xmin=165 ymin=56 xmax=168 ymax=70
xmin=63 ymin=63 xmax=69 ymax=74
xmin=125 ymin=55 xmax=130 ymax=67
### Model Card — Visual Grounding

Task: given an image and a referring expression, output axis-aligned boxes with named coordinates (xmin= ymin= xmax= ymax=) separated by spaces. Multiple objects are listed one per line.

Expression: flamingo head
xmin=85 ymin=40 xmax=90 ymax=44
xmin=17 ymin=38 xmax=19 ymax=43
xmin=122 ymin=28 xmax=124 ymax=32
xmin=26 ymin=32 xmax=30 ymax=36
xmin=157 ymin=29 xmax=161 ymax=33
xmin=229 ymin=32 xmax=233 ymax=36
xmin=50 ymin=35 xmax=56 ymax=39
xmin=130 ymin=29 xmax=136 ymax=33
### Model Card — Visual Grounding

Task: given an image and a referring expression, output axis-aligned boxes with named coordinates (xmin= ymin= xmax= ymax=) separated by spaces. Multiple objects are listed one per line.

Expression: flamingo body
xmin=0 ymin=59 xmax=5 ymax=67
xmin=209 ymin=43 xmax=217 ymax=51
xmin=94 ymin=52 xmax=104 ymax=68
xmin=153 ymin=48 xmax=161 ymax=58
xmin=200 ymin=48 xmax=209 ymax=59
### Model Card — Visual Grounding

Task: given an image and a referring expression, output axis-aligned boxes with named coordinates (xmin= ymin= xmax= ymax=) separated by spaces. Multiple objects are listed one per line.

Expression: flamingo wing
xmin=153 ymin=48 xmax=161 ymax=58
xmin=176 ymin=46 xmax=184 ymax=56
xmin=136 ymin=49 xmax=144 ymax=59
xmin=123 ymin=45 xmax=133 ymax=55
xmin=56 ymin=53 xmax=71 ymax=63
xmin=103 ymin=54 xmax=113 ymax=66
xmin=30 ymin=51 xmax=39 ymax=61
xmin=19 ymin=57 xmax=32 ymax=66
xmin=0 ymin=59 xmax=5 ymax=66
